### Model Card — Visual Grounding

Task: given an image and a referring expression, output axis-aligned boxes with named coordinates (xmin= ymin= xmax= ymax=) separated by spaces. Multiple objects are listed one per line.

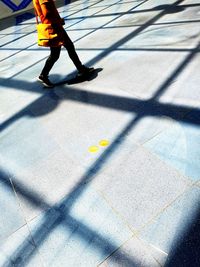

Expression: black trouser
xmin=41 ymin=29 xmax=83 ymax=76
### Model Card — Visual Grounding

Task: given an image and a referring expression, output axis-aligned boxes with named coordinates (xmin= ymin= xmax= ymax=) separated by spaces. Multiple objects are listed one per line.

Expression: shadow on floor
xmin=165 ymin=207 xmax=200 ymax=267
xmin=153 ymin=4 xmax=185 ymax=13
xmin=54 ymin=67 xmax=103 ymax=86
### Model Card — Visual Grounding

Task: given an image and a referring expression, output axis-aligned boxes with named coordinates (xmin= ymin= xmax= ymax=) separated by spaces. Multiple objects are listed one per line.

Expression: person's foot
xmin=77 ymin=65 xmax=94 ymax=77
xmin=37 ymin=75 xmax=54 ymax=88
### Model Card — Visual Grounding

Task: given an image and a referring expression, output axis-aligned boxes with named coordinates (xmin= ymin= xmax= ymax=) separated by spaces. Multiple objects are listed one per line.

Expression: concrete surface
xmin=0 ymin=0 xmax=200 ymax=266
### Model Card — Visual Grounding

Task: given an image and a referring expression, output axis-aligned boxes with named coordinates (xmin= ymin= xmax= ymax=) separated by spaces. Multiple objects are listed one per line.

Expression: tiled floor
xmin=0 ymin=0 xmax=200 ymax=266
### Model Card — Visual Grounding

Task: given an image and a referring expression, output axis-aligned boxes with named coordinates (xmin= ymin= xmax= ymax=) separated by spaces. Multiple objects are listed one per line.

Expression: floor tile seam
xmin=0 ymin=225 xmax=47 ymax=267
xmin=93 ymin=187 xmax=138 ymax=236
xmin=8 ymin=176 xmax=43 ymax=249
xmin=67 ymin=0 xmax=144 ymax=21
xmin=0 ymin=9 xmax=101 ymax=72
xmin=134 ymin=237 xmax=166 ymax=267
xmin=136 ymin=184 xmax=197 ymax=235
xmin=133 ymin=116 xmax=180 ymax=147
xmin=0 ymin=27 xmax=39 ymax=49
xmin=97 ymin=234 xmax=135 ymax=267
xmin=3 ymin=0 xmax=152 ymax=81
xmin=123 ymin=187 xmax=193 ymax=257
xmin=3 ymin=175 xmax=28 ymax=233
xmin=8 ymin=170 xmax=56 ymax=256
xmin=140 ymin=144 xmax=197 ymax=184
xmin=60 ymin=0 xmax=112 ymax=21
xmin=115 ymin=87 xmax=143 ymax=102
xmin=0 ymin=23 xmax=34 ymax=37
xmin=65 ymin=0 xmax=153 ymax=45
xmin=135 ymin=98 xmax=200 ymax=148
xmin=97 ymin=233 xmax=164 ymax=267
xmin=0 ymin=224 xmax=27 ymax=248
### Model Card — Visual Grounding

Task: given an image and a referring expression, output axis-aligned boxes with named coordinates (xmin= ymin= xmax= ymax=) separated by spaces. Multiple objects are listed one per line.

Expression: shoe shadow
xmin=54 ymin=68 xmax=103 ymax=86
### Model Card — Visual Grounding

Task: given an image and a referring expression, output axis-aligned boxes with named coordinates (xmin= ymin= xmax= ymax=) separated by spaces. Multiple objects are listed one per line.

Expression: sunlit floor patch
xmin=27 ymin=186 xmax=132 ymax=267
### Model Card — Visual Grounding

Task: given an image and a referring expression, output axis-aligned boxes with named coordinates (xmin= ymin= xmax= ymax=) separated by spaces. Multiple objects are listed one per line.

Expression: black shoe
xmin=77 ymin=65 xmax=94 ymax=77
xmin=37 ymin=75 xmax=54 ymax=88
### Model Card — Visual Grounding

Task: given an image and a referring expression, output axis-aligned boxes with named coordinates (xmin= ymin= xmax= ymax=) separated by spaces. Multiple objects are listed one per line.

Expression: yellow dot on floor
xmin=99 ymin=139 xmax=109 ymax=147
xmin=88 ymin=146 xmax=99 ymax=153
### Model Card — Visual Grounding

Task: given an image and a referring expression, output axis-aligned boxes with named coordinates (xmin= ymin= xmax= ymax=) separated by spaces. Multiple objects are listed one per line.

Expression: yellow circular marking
xmin=88 ymin=146 xmax=99 ymax=153
xmin=99 ymin=140 xmax=109 ymax=147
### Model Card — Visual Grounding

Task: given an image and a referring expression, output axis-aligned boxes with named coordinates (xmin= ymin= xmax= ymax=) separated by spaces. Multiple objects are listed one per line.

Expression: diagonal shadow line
xmin=76 ymin=47 xmax=200 ymax=53
xmin=0 ymin=0 xmax=105 ymax=53
xmin=1 ymin=34 xmax=199 ymax=257
xmin=53 ymin=16 xmax=200 ymax=29
xmin=0 ymin=118 xmax=141 ymax=267
xmin=63 ymin=1 xmax=200 ymax=21
xmin=1 ymin=0 xmax=184 ymax=84
xmin=0 ymin=167 xmax=137 ymax=266
xmin=1 ymin=0 xmax=166 ymax=90
xmin=0 ymin=46 xmax=199 ymax=52
xmin=81 ymin=0 xmax=186 ymax=68
xmin=0 ymin=0 xmax=148 ymax=74
xmin=151 ymin=40 xmax=200 ymax=100
xmin=0 ymin=8 xmax=198 ymax=266
xmin=1 ymin=28 xmax=199 ymax=143
xmin=0 ymin=0 xmax=102 ymax=31
xmin=1 ymin=0 xmax=197 ymax=265
xmin=0 ymin=29 xmax=36 ymax=49
xmin=60 ymin=0 xmax=150 ymax=46
xmin=1 ymin=45 xmax=200 ymax=135
xmin=4 ymin=0 xmax=190 ymax=88
xmin=152 ymin=19 xmax=200 ymax=26
xmin=0 ymin=169 xmax=50 ymax=210
xmin=0 ymin=5 xmax=99 ymax=63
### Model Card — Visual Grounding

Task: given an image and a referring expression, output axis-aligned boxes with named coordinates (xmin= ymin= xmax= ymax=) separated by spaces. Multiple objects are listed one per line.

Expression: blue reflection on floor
xmin=145 ymin=111 xmax=200 ymax=182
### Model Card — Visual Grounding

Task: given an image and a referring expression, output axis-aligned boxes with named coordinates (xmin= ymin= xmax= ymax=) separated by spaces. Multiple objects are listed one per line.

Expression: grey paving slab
xmin=66 ymin=5 xmax=109 ymax=18
xmin=27 ymin=186 xmax=132 ymax=267
xmin=75 ymin=25 xmax=136 ymax=50
xmin=11 ymin=148 xmax=86 ymax=221
xmin=144 ymin=111 xmax=200 ymax=181
xmin=140 ymin=186 xmax=200 ymax=262
xmin=96 ymin=1 xmax=146 ymax=16
xmin=120 ymin=23 xmax=200 ymax=49
xmin=0 ymin=116 xmax=58 ymax=172
xmin=0 ymin=171 xmax=26 ymax=246
xmin=83 ymin=49 xmax=187 ymax=100
xmin=0 ymin=0 xmax=200 ymax=266
xmin=28 ymin=87 xmax=137 ymax=171
xmin=69 ymin=13 xmax=119 ymax=30
xmin=159 ymin=52 xmax=200 ymax=107
xmin=0 ymin=224 xmax=44 ymax=267
xmin=92 ymin=146 xmax=191 ymax=230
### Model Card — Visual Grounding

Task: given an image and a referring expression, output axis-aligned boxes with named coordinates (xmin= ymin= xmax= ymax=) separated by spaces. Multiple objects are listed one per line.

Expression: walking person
xmin=33 ymin=0 xmax=93 ymax=87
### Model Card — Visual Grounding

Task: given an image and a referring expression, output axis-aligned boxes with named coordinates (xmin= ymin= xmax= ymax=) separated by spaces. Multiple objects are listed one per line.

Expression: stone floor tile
xmin=0 ymin=170 xmax=26 ymax=246
xmin=93 ymin=146 xmax=191 ymax=230
xmin=140 ymin=186 xmax=200 ymax=256
xmin=27 ymin=186 xmax=132 ymax=267
xmin=0 ymin=224 xmax=43 ymax=267
xmin=144 ymin=114 xmax=200 ymax=182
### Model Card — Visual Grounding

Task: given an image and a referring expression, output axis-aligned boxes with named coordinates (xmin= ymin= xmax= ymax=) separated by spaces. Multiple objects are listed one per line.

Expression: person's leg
xmin=38 ymin=46 xmax=61 ymax=87
xmin=62 ymin=31 xmax=83 ymax=71
xmin=40 ymin=46 xmax=61 ymax=77
xmin=62 ymin=30 xmax=93 ymax=74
